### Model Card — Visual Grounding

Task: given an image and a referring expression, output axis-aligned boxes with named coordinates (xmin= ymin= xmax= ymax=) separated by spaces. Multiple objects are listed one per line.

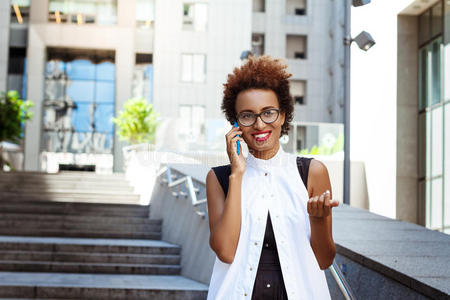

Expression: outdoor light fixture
xmin=352 ymin=0 xmax=371 ymax=7
xmin=353 ymin=31 xmax=376 ymax=51
xmin=342 ymin=0 xmax=373 ymax=206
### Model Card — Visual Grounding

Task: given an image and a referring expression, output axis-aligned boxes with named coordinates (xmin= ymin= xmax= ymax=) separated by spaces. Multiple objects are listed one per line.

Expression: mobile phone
xmin=234 ymin=121 xmax=240 ymax=155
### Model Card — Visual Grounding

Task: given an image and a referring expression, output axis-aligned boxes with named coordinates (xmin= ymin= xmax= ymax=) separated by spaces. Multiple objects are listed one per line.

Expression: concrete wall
xmin=149 ymin=166 xmax=215 ymax=284
xmin=153 ymin=0 xmax=252 ymax=121
xmin=253 ymin=0 xmax=345 ymax=125
xmin=0 ymin=0 xmax=10 ymax=93
xmin=396 ymin=15 xmax=419 ymax=225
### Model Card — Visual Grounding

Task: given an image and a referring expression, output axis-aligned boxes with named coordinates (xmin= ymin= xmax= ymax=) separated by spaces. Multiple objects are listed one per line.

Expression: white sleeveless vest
xmin=207 ymin=146 xmax=331 ymax=300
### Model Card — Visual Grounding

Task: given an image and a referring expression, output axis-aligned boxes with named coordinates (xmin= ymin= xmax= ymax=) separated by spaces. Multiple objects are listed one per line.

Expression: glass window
xmin=181 ymin=54 xmax=206 ymax=83
xmin=10 ymin=0 xmax=30 ymax=24
xmin=445 ymin=104 xmax=450 ymax=228
xmin=253 ymin=0 xmax=265 ymax=12
xmin=179 ymin=105 xmax=205 ymax=142
xmin=431 ymin=106 xmax=443 ymax=177
xmin=445 ymin=44 xmax=450 ymax=101
xmin=431 ymin=38 xmax=442 ymax=105
xmin=290 ymin=80 xmax=306 ymax=105
xmin=431 ymin=178 xmax=443 ymax=229
xmin=418 ymin=47 xmax=428 ymax=110
xmin=136 ymin=0 xmax=154 ymax=29
xmin=132 ymin=54 xmax=153 ymax=103
xmin=48 ymin=0 xmax=117 ymax=25
xmin=431 ymin=1 xmax=442 ymax=38
xmin=426 ymin=110 xmax=432 ymax=178
xmin=419 ymin=10 xmax=430 ymax=46
xmin=182 ymin=2 xmax=208 ymax=32
xmin=252 ymin=34 xmax=265 ymax=56
xmin=286 ymin=35 xmax=307 ymax=59
xmin=418 ymin=112 xmax=427 ymax=179
xmin=286 ymin=0 xmax=306 ymax=16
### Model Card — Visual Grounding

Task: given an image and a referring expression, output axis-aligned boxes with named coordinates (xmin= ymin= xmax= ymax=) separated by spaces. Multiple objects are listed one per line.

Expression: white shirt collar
xmin=246 ymin=145 xmax=286 ymax=171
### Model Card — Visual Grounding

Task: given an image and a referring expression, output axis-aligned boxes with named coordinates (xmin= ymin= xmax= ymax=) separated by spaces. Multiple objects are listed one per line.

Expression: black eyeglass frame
xmin=236 ymin=108 xmax=280 ymax=127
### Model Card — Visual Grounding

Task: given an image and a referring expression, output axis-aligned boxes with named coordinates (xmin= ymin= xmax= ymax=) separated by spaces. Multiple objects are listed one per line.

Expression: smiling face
xmin=235 ymin=88 xmax=285 ymax=159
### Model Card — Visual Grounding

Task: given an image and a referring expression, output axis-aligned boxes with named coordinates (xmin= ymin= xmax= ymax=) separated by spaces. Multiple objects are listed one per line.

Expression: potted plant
xmin=112 ymin=97 xmax=160 ymax=145
xmin=0 ymin=90 xmax=33 ymax=171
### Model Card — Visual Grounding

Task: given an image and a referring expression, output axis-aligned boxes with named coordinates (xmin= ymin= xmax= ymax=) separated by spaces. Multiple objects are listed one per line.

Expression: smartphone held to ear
xmin=234 ymin=121 xmax=240 ymax=155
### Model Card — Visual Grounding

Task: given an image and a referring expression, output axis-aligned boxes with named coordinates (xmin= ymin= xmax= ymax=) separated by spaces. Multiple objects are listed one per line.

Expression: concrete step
xmin=0 ymin=192 xmax=140 ymax=205
xmin=0 ymin=219 xmax=161 ymax=232
xmin=0 ymin=213 xmax=157 ymax=225
xmin=0 ymin=236 xmax=181 ymax=255
xmin=0 ymin=228 xmax=162 ymax=240
xmin=0 ymin=171 xmax=127 ymax=181
xmin=0 ymin=272 xmax=208 ymax=299
xmin=0 ymin=250 xmax=181 ymax=265
xmin=0 ymin=201 xmax=150 ymax=217
xmin=0 ymin=181 xmax=134 ymax=192
xmin=0 ymin=260 xmax=181 ymax=275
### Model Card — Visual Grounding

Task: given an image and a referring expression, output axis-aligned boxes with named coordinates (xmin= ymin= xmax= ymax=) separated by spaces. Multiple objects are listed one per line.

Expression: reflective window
xmin=132 ymin=53 xmax=153 ymax=103
xmin=10 ymin=0 xmax=30 ymax=24
xmin=182 ymin=2 xmax=208 ymax=32
xmin=136 ymin=0 xmax=154 ymax=29
xmin=48 ymin=0 xmax=118 ymax=25
xmin=44 ymin=48 xmax=115 ymax=154
xmin=181 ymin=54 xmax=206 ymax=83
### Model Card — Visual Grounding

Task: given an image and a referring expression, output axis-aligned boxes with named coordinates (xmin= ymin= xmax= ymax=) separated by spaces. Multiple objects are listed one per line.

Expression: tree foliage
xmin=112 ymin=97 xmax=160 ymax=144
xmin=0 ymin=90 xmax=34 ymax=144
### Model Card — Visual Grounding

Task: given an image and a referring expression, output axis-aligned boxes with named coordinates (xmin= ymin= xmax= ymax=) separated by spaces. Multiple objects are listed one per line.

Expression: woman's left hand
xmin=307 ymin=190 xmax=339 ymax=219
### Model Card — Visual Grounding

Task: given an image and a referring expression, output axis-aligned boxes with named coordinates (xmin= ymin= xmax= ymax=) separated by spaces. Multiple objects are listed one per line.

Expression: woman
xmin=206 ymin=55 xmax=339 ymax=299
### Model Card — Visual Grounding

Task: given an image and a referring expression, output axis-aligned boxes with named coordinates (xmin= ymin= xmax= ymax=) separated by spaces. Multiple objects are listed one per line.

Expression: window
xmin=181 ymin=54 xmax=206 ymax=83
xmin=252 ymin=0 xmax=265 ymax=12
xmin=183 ymin=2 xmax=208 ymax=32
xmin=10 ymin=0 xmax=30 ymax=24
xmin=132 ymin=53 xmax=153 ymax=103
xmin=286 ymin=35 xmax=307 ymax=59
xmin=48 ymin=0 xmax=118 ymax=25
xmin=291 ymin=80 xmax=306 ymax=105
xmin=136 ymin=0 xmax=155 ymax=29
xmin=286 ymin=0 xmax=306 ymax=16
xmin=252 ymin=34 xmax=264 ymax=56
xmin=179 ymin=105 xmax=205 ymax=142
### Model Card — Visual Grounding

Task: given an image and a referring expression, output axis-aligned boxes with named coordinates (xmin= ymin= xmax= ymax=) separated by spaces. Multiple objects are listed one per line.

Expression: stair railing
xmin=159 ymin=165 xmax=207 ymax=218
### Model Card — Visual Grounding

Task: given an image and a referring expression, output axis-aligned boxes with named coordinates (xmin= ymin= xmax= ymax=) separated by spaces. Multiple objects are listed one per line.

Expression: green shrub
xmin=0 ymin=90 xmax=33 ymax=144
xmin=112 ymin=97 xmax=160 ymax=144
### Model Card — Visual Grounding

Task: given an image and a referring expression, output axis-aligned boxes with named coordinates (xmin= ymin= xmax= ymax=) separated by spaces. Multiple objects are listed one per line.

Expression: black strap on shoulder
xmin=211 ymin=164 xmax=231 ymax=197
xmin=211 ymin=157 xmax=312 ymax=197
xmin=296 ymin=156 xmax=313 ymax=188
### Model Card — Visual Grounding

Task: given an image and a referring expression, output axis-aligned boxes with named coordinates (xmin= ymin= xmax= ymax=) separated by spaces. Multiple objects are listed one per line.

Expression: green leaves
xmin=0 ymin=90 xmax=34 ymax=144
xmin=298 ymin=133 xmax=344 ymax=156
xmin=112 ymin=97 xmax=160 ymax=144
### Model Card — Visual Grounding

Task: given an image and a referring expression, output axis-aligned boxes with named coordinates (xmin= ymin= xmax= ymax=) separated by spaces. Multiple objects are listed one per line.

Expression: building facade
xmin=2 ymin=0 xmax=345 ymax=172
xmin=350 ymin=0 xmax=449 ymax=233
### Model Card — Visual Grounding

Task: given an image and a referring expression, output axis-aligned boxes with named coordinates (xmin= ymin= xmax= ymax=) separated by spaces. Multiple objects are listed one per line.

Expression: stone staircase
xmin=0 ymin=171 xmax=208 ymax=299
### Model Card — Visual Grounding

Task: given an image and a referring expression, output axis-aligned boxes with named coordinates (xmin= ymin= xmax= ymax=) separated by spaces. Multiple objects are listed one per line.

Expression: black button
xmin=265 ymin=243 xmax=269 ymax=247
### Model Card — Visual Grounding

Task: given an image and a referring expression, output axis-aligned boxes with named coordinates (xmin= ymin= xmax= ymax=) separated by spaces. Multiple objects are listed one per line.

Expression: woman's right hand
xmin=225 ymin=125 xmax=246 ymax=176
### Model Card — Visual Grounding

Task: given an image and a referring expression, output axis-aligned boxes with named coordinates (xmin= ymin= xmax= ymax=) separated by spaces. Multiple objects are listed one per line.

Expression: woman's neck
xmin=249 ymin=143 xmax=280 ymax=160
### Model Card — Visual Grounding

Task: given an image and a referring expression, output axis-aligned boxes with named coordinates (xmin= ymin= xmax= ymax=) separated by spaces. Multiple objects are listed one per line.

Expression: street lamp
xmin=343 ymin=0 xmax=375 ymax=206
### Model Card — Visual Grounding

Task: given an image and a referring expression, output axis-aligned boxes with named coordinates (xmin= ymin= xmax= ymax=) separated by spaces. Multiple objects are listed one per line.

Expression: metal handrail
xmin=329 ymin=261 xmax=357 ymax=300
xmin=160 ymin=165 xmax=207 ymax=218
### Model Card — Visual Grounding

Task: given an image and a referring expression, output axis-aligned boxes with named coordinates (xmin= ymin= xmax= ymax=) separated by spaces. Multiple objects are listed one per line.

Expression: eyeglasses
xmin=237 ymin=108 xmax=280 ymax=127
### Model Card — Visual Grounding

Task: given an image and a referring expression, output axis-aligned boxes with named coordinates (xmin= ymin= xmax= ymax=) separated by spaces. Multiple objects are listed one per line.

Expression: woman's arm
xmin=206 ymin=170 xmax=243 ymax=264
xmin=307 ymin=159 xmax=337 ymax=270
